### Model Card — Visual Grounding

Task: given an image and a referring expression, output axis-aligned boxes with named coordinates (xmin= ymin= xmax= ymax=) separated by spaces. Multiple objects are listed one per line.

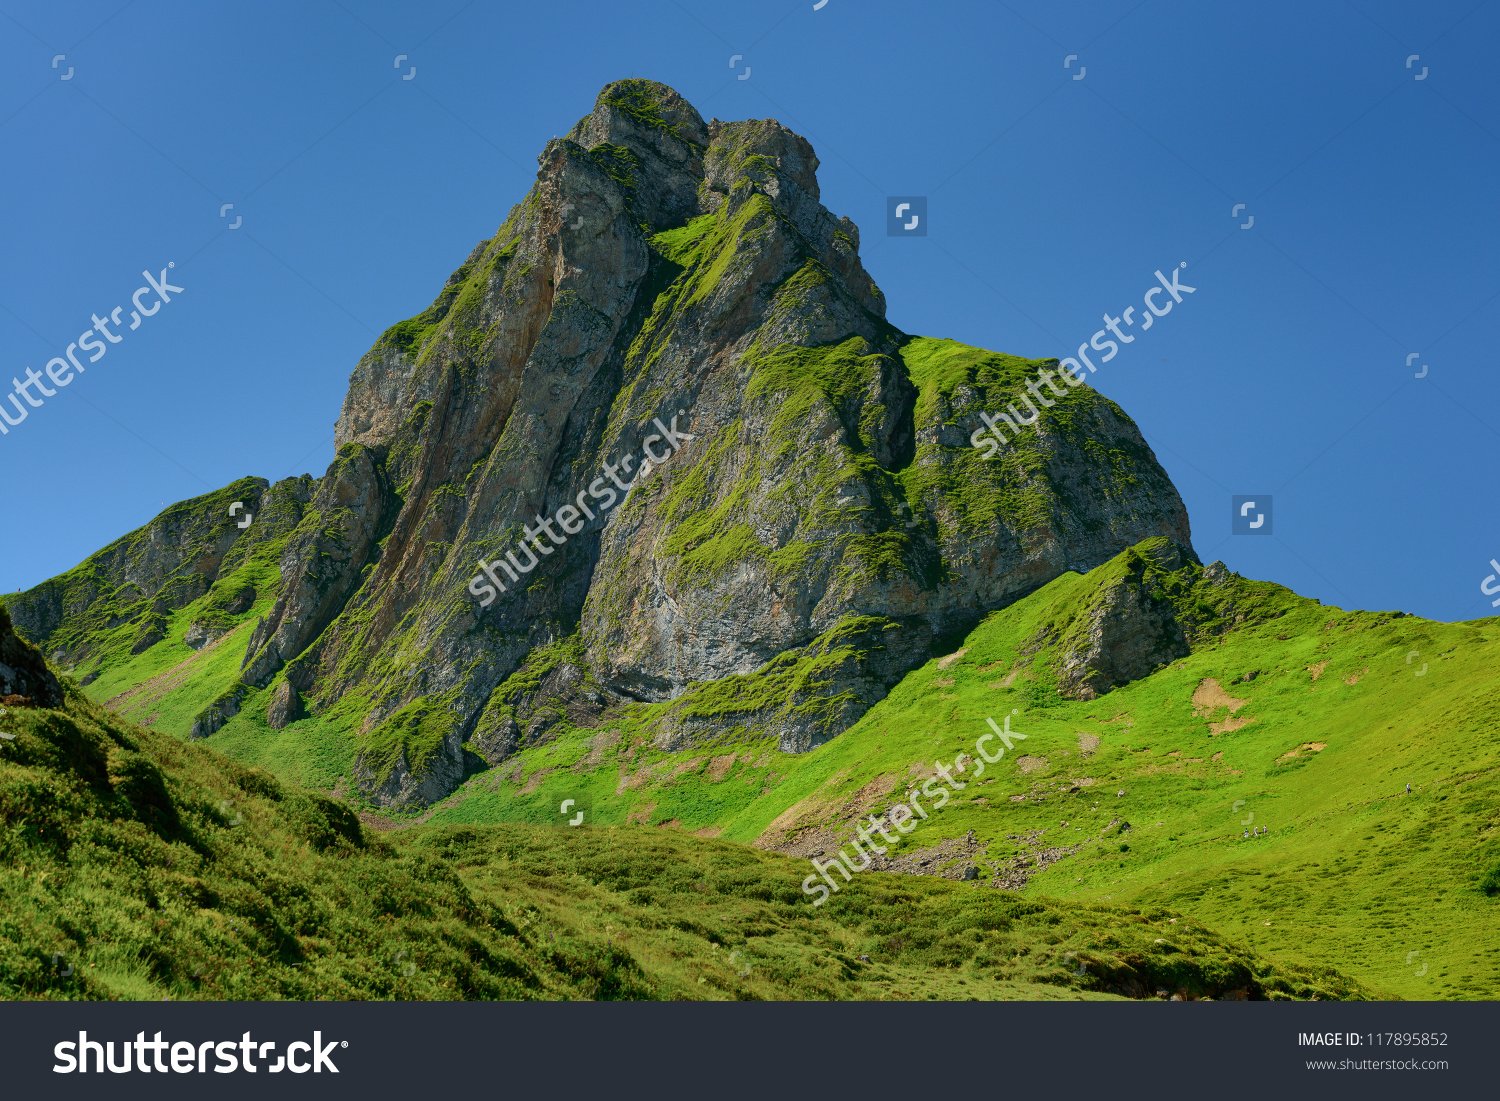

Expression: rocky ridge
xmin=9 ymin=80 xmax=1196 ymax=809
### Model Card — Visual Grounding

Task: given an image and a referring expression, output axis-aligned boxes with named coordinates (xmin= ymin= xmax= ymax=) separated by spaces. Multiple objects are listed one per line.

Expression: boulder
xmin=267 ymin=681 xmax=304 ymax=729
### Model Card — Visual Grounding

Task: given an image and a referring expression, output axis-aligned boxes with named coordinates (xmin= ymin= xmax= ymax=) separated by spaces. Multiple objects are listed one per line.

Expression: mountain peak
xmin=10 ymin=82 xmax=1192 ymax=810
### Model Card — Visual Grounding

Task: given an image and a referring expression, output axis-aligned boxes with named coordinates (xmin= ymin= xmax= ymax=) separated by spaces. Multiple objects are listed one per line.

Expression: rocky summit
xmin=8 ymin=80 xmax=1193 ymax=810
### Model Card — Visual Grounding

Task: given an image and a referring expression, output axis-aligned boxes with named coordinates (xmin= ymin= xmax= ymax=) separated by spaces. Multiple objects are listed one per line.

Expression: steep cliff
xmin=6 ymin=476 xmax=316 ymax=677
xmin=13 ymin=80 xmax=1194 ymax=809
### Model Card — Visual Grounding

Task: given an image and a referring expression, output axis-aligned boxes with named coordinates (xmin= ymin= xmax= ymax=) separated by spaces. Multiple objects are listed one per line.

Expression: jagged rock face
xmin=237 ymin=79 xmax=1193 ymax=806
xmin=352 ymin=726 xmax=467 ymax=808
xmin=648 ymin=615 xmax=936 ymax=754
xmin=22 ymin=80 xmax=1196 ymax=809
xmin=465 ymin=641 xmax=615 ymax=769
xmin=1057 ymin=577 xmax=1190 ymax=700
xmin=184 ymin=585 xmax=254 ymax=651
xmin=0 ymin=606 xmax=63 ymax=708
xmin=1056 ymin=540 xmax=1197 ymax=700
xmin=241 ymin=446 xmax=391 ymax=688
xmin=468 ymin=660 xmax=608 ymax=766
xmin=7 ymin=475 xmax=316 ymax=669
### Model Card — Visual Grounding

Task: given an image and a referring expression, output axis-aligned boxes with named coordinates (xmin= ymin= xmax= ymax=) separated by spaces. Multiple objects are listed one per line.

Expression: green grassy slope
xmin=422 ymin=542 xmax=1500 ymax=1000
xmin=74 ymin=532 xmax=284 ymax=731
xmin=19 ymin=508 xmax=1494 ymax=1001
xmin=0 ymin=614 xmax=1358 ymax=1001
xmin=12 ymin=476 xmax=313 ymax=681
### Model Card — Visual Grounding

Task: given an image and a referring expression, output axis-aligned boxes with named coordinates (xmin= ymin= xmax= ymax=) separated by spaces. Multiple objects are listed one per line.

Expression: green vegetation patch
xmin=359 ymin=688 xmax=466 ymax=786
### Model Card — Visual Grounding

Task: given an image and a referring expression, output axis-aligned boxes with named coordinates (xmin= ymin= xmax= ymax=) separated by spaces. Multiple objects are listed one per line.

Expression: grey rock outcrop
xmin=0 ymin=606 xmax=64 ymax=708
xmin=241 ymin=446 xmax=391 ymax=688
xmin=1057 ymin=541 xmax=1197 ymax=700
xmin=189 ymin=683 xmax=250 ymax=740
xmin=267 ymin=681 xmax=304 ymax=729
xmin=352 ymin=727 xmax=467 ymax=808
xmin=1057 ymin=579 xmax=1191 ymax=700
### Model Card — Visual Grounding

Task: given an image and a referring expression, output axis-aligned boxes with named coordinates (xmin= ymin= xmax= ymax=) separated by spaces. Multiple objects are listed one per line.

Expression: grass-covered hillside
xmin=0 ymin=606 xmax=1361 ymax=1001
xmin=409 ymin=540 xmax=1500 ymax=1000
xmin=9 ymin=534 xmax=1495 ymax=1001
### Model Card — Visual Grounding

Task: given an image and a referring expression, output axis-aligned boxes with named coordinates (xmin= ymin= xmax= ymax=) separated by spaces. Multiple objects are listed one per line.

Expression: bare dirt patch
xmin=617 ymin=757 xmax=674 ymax=792
xmin=1307 ymin=661 xmax=1329 ymax=681
xmin=1077 ymin=732 xmax=1101 ymax=757
xmin=845 ymin=773 xmax=903 ymax=816
xmin=576 ymin=727 xmax=621 ymax=770
xmin=1193 ymin=677 xmax=1253 ymax=735
xmin=355 ymin=791 xmax=465 ymax=832
xmin=753 ymin=771 xmax=898 ymax=849
xmin=626 ymin=802 xmax=657 ymax=825
xmin=936 ymin=648 xmax=968 ymax=670
xmin=1192 ymin=678 xmax=1247 ymax=714
xmin=706 ymin=753 xmax=737 ymax=781
xmin=931 ymin=677 xmax=954 ymax=688
xmin=357 ymin=809 xmax=407 ymax=832
xmin=1343 ymin=668 xmax=1369 ymax=685
xmin=1015 ymin=755 xmax=1049 ymax=774
xmin=519 ymin=767 xmax=555 ymax=794
xmin=1210 ymin=715 xmax=1255 ymax=736
xmin=1277 ymin=741 xmax=1327 ymax=762
xmin=693 ymin=825 xmax=723 ymax=838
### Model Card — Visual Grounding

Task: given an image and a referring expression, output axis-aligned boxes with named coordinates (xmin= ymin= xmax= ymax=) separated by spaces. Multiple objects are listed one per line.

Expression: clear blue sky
xmin=2 ymin=0 xmax=1496 ymax=623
